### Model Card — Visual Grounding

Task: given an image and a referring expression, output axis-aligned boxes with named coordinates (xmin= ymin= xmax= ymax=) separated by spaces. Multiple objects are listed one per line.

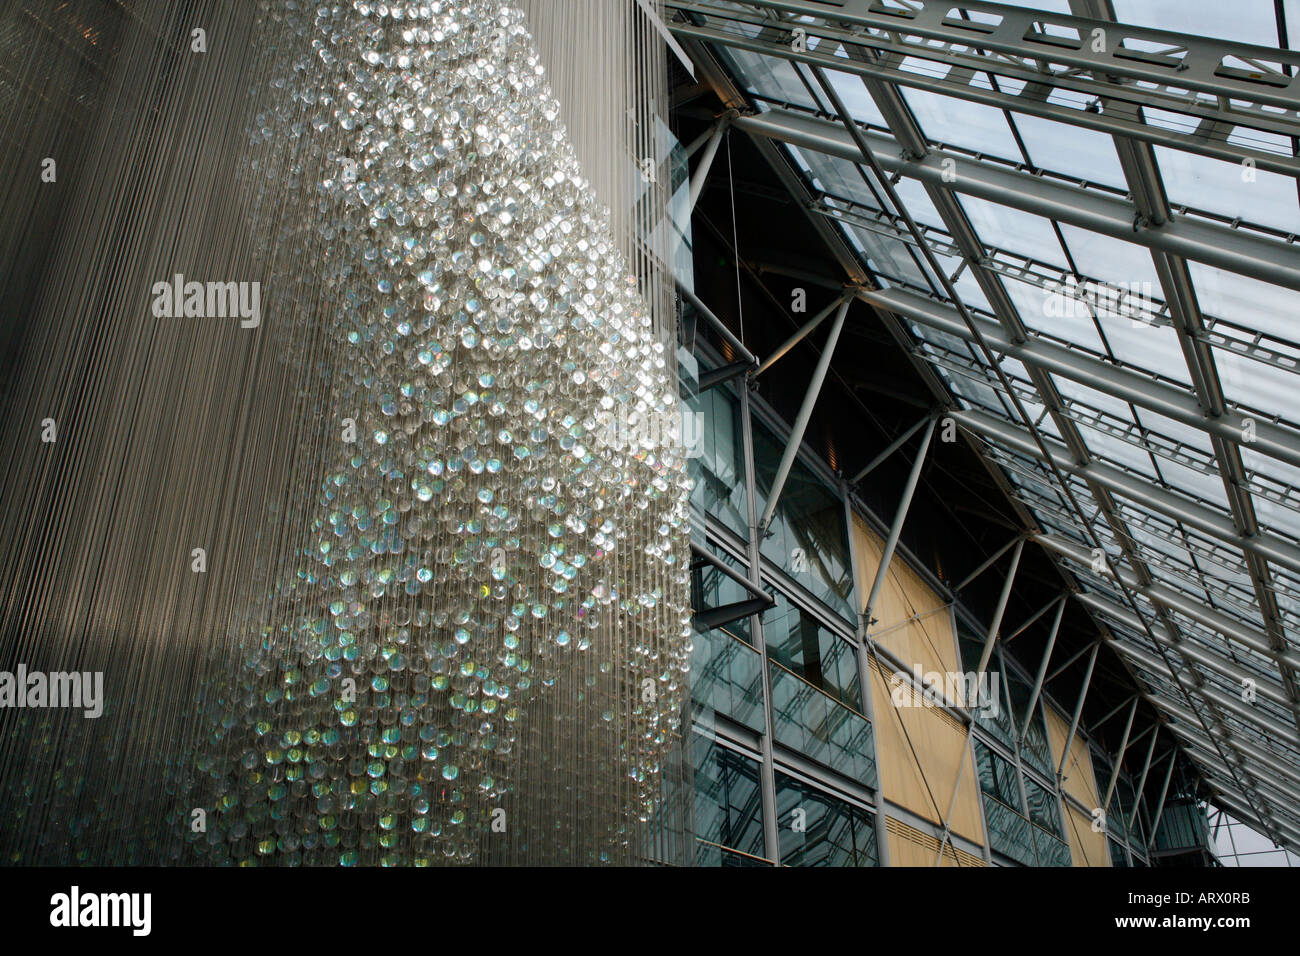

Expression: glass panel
xmin=843 ymin=221 xmax=932 ymax=288
xmin=958 ymin=195 xmax=1067 ymax=268
xmin=927 ymin=249 xmax=994 ymax=311
xmin=1056 ymin=224 xmax=1163 ymax=290
xmin=1153 ymin=146 xmax=1300 ymax=235
xmin=691 ymin=626 xmax=766 ymax=733
xmin=764 ymin=591 xmax=860 ymax=708
xmin=1188 ymin=261 xmax=1298 ymax=344
xmin=1025 ymin=776 xmax=1064 ymax=839
xmin=1010 ymin=111 xmax=1127 ymax=189
xmin=1007 ymin=275 xmax=1108 ymax=354
xmin=774 ymin=770 xmax=878 ymax=866
xmin=982 ymin=793 xmax=1037 ymax=866
xmin=752 ymin=418 xmax=855 ymax=620
xmin=1094 ymin=315 xmax=1189 ymax=383
xmin=688 ymin=384 xmax=748 ymax=536
xmin=720 ymin=47 xmax=819 ymax=111
xmin=891 ymin=175 xmax=947 ymax=230
xmin=796 ymin=147 xmax=874 ymax=203
xmin=1112 ymin=0 xmax=1281 ymax=47
xmin=898 ymin=86 xmax=1023 ymax=162
xmin=818 ymin=66 xmax=890 ymax=127
xmin=1213 ymin=348 xmax=1300 ymax=428
xmin=1033 ymin=828 xmax=1073 ymax=866
xmin=691 ymin=542 xmax=754 ymax=643
xmin=769 ymin=663 xmax=876 ymax=786
xmin=975 ymin=740 xmax=1024 ymax=810
xmin=693 ymin=735 xmax=768 ymax=865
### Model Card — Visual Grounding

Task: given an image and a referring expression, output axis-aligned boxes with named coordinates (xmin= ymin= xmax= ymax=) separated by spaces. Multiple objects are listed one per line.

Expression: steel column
xmin=952 ymin=535 xmax=1022 ymax=594
xmin=1056 ymin=642 xmax=1101 ymax=783
xmin=753 ymin=292 xmax=851 ymax=378
xmin=849 ymin=413 xmax=932 ymax=485
xmin=1021 ymin=596 xmax=1067 ymax=743
xmin=1147 ymin=750 xmax=1179 ymax=849
xmin=1102 ymin=697 xmax=1140 ymax=814
xmin=756 ymin=298 xmax=852 ymax=534
xmin=859 ymin=416 xmax=937 ymax=630
xmin=686 ymin=119 xmax=727 ymax=215
xmin=974 ymin=538 xmax=1025 ymax=679
xmin=1129 ymin=726 xmax=1161 ymax=834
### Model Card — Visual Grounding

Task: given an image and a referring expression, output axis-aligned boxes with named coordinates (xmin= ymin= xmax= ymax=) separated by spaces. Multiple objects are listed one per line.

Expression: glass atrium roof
xmin=666 ymin=0 xmax=1300 ymax=851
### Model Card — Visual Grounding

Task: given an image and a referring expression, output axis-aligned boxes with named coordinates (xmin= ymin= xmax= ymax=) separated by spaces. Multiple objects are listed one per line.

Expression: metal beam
xmin=861 ymin=416 xmax=938 ymax=629
xmin=849 ymin=412 xmax=931 ymax=485
xmin=950 ymin=408 xmax=1300 ymax=575
xmin=1196 ymin=768 xmax=1300 ymax=829
xmin=1147 ymin=750 xmax=1178 ymax=848
xmin=677 ymin=281 xmax=758 ymax=368
xmin=1040 ymin=534 xmax=1300 ymax=671
xmin=975 ymin=538 xmax=1025 ymax=678
xmin=1208 ymin=790 xmax=1300 ymax=849
xmin=806 ymin=193 xmax=1300 ymax=380
xmin=695 ymin=596 xmax=774 ymax=631
xmin=1179 ymin=739 xmax=1300 ymax=824
xmin=727 ymin=107 xmax=1300 ymax=292
xmin=1056 ymin=641 xmax=1100 ymax=783
xmin=1110 ymin=639 xmax=1300 ymax=748
xmin=665 ymin=0 xmax=1300 ymax=173
xmin=698 ymin=359 xmax=751 ymax=391
xmin=951 ymin=534 xmax=1021 ymax=594
xmin=1080 ymin=0 xmax=1300 ymax=740
xmin=1150 ymin=698 xmax=1300 ymax=786
xmin=1102 ymin=697 xmax=1139 ymax=813
xmin=1092 ymin=693 xmax=1140 ymax=734
xmin=756 ymin=298 xmax=851 ymax=534
xmin=690 ymin=541 xmax=773 ymax=600
xmin=1207 ymin=789 xmax=1300 ymax=853
xmin=1078 ymin=592 xmax=1297 ymax=709
xmin=1128 ymin=725 xmax=1161 ymax=834
xmin=1004 ymin=592 xmax=1063 ymax=644
xmin=1045 ymin=640 xmax=1100 ymax=685
xmin=855 ymin=284 xmax=1300 ymax=474
xmin=753 ymin=291 xmax=852 ymax=378
xmin=1021 ymin=596 xmax=1067 ymax=742
xmin=687 ymin=118 xmax=728 ymax=215
xmin=632 ymin=0 xmax=697 ymax=78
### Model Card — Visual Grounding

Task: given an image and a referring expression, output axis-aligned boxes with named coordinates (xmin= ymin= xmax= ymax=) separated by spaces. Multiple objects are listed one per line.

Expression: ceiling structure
xmin=664 ymin=0 xmax=1300 ymax=853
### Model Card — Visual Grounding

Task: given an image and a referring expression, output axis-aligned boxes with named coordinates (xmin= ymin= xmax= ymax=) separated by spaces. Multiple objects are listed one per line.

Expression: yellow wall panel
xmin=1064 ymin=803 xmax=1110 ymax=867
xmin=1046 ymin=705 xmax=1100 ymax=809
xmin=853 ymin=515 xmax=963 ymax=701
xmin=869 ymin=656 xmax=984 ymax=844
xmin=885 ymin=817 xmax=985 ymax=867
